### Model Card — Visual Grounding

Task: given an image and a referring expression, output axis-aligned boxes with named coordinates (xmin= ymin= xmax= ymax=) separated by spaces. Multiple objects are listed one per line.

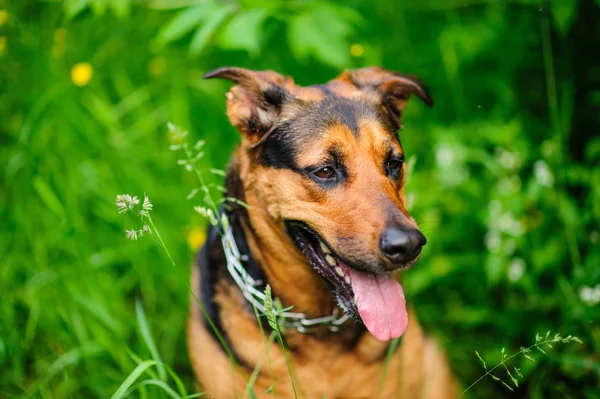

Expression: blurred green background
xmin=1 ymin=0 xmax=599 ymax=397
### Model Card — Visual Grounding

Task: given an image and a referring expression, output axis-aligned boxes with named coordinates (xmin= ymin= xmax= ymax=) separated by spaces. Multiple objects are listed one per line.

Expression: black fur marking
xmin=260 ymin=98 xmax=384 ymax=170
xmin=260 ymin=122 xmax=299 ymax=169
xmin=329 ymin=145 xmax=349 ymax=181
xmin=263 ymin=85 xmax=288 ymax=107
xmin=196 ymin=208 xmax=270 ymax=369
xmin=321 ymin=98 xmax=360 ymax=135
xmin=315 ymin=84 xmax=334 ymax=96
xmin=299 ymin=97 xmax=381 ymax=138
xmin=196 ymin=224 xmax=242 ymax=361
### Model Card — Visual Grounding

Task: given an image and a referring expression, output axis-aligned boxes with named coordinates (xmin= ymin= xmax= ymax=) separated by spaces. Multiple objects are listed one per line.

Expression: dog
xmin=187 ymin=66 xmax=457 ymax=398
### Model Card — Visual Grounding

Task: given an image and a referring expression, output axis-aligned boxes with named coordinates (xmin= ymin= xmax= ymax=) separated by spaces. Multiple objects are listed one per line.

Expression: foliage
xmin=463 ymin=331 xmax=582 ymax=395
xmin=0 ymin=0 xmax=599 ymax=398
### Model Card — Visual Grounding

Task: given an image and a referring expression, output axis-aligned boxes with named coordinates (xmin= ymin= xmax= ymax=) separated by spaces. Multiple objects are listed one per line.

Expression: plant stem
xmin=275 ymin=332 xmax=298 ymax=399
xmin=540 ymin=1 xmax=581 ymax=270
xmin=243 ymin=332 xmax=277 ymax=399
xmin=140 ymin=213 xmax=239 ymax=377
xmin=378 ymin=337 xmax=401 ymax=398
xmin=461 ymin=338 xmax=556 ymax=395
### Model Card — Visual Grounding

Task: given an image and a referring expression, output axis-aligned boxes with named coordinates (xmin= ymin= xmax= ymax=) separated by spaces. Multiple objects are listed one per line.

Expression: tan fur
xmin=188 ymin=67 xmax=456 ymax=398
xmin=189 ymin=265 xmax=456 ymax=398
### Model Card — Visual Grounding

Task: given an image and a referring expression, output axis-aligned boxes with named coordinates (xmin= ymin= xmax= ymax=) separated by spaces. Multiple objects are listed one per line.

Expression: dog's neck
xmin=225 ymin=152 xmax=336 ymax=318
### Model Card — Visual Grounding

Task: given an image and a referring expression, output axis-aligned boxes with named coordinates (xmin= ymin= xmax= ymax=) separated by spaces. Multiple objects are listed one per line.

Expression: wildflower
xmin=139 ymin=195 xmax=153 ymax=217
xmin=579 ymin=285 xmax=600 ymax=306
xmin=350 ymin=44 xmax=364 ymax=57
xmin=116 ymin=194 xmax=140 ymax=213
xmin=187 ymin=226 xmax=206 ymax=250
xmin=194 ymin=206 xmax=218 ymax=226
xmin=125 ymin=229 xmax=138 ymax=241
xmin=508 ymin=258 xmax=525 ymax=282
xmin=534 ymin=160 xmax=554 ymax=187
xmin=71 ymin=62 xmax=93 ymax=87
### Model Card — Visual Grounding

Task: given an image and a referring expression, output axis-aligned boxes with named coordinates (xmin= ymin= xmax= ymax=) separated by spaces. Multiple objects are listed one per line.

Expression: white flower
xmin=116 ymin=194 xmax=140 ymax=213
xmin=579 ymin=285 xmax=600 ymax=306
xmin=143 ymin=195 xmax=153 ymax=212
xmin=508 ymin=258 xmax=525 ymax=282
xmin=125 ymin=229 xmax=138 ymax=241
xmin=534 ymin=160 xmax=554 ymax=187
xmin=436 ymin=146 xmax=454 ymax=168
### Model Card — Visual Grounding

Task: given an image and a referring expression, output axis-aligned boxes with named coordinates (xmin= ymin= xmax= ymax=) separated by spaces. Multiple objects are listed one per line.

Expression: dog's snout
xmin=379 ymin=225 xmax=426 ymax=265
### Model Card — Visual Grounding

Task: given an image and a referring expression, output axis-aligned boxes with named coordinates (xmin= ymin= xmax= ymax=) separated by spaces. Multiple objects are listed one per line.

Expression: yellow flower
xmin=187 ymin=226 xmax=206 ymax=250
xmin=350 ymin=44 xmax=364 ymax=57
xmin=71 ymin=62 xmax=93 ymax=87
xmin=0 ymin=10 xmax=7 ymax=27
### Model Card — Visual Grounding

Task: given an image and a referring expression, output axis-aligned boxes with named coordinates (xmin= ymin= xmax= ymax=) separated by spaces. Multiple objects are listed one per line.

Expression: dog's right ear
xmin=204 ymin=67 xmax=295 ymax=145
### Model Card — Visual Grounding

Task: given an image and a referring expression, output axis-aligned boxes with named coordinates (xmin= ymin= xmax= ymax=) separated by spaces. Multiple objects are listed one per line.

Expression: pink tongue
xmin=347 ymin=266 xmax=408 ymax=341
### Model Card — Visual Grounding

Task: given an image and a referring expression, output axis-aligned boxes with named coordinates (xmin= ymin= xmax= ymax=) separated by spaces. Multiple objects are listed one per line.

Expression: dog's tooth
xmin=344 ymin=275 xmax=351 ymax=285
xmin=335 ymin=267 xmax=344 ymax=277
xmin=325 ymin=254 xmax=336 ymax=266
xmin=353 ymin=296 xmax=358 ymax=305
xmin=319 ymin=241 xmax=331 ymax=254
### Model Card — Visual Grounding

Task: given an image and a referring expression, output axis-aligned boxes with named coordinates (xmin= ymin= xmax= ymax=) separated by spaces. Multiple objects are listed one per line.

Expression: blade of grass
xmin=125 ymin=379 xmax=191 ymax=399
xmin=243 ymin=332 xmax=277 ymax=399
xmin=378 ymin=337 xmax=401 ymax=398
xmin=135 ymin=299 xmax=167 ymax=381
xmin=110 ymin=360 xmax=159 ymax=399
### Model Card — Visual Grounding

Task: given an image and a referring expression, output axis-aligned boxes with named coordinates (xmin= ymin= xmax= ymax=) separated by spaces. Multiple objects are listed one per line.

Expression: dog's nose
xmin=379 ymin=225 xmax=426 ymax=265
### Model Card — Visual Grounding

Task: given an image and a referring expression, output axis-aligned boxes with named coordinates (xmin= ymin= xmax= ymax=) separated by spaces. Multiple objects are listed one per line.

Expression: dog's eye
xmin=386 ymin=158 xmax=404 ymax=177
xmin=313 ymin=167 xmax=335 ymax=180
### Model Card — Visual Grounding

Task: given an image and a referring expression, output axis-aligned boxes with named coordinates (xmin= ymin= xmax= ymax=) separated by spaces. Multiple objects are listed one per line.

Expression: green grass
xmin=1 ymin=0 xmax=599 ymax=398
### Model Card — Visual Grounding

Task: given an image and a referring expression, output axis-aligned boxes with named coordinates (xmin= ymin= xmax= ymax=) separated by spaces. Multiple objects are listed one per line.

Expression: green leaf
xmin=217 ymin=9 xmax=268 ymax=55
xmin=125 ymin=379 xmax=182 ymax=399
xmin=157 ymin=2 xmax=215 ymax=45
xmin=489 ymin=373 xmax=514 ymax=391
xmin=475 ymin=350 xmax=487 ymax=371
xmin=189 ymin=5 xmax=233 ymax=55
xmin=536 ymin=346 xmax=547 ymax=354
xmin=550 ymin=0 xmax=578 ymax=36
xmin=504 ymin=365 xmax=519 ymax=388
xmin=110 ymin=361 xmax=160 ymax=399
xmin=109 ymin=0 xmax=131 ymax=18
xmin=135 ymin=299 xmax=167 ymax=382
xmin=484 ymin=256 xmax=505 ymax=286
xmin=90 ymin=0 xmax=108 ymax=15
xmin=288 ymin=4 xmax=354 ymax=68
xmin=33 ymin=177 xmax=65 ymax=218
xmin=64 ymin=0 xmax=90 ymax=18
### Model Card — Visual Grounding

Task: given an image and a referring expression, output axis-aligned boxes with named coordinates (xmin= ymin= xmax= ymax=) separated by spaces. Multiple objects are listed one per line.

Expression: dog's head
xmin=206 ymin=66 xmax=432 ymax=341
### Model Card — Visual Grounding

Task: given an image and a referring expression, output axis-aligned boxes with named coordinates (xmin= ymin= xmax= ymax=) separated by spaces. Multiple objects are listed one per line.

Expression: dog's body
xmin=188 ymin=67 xmax=456 ymax=398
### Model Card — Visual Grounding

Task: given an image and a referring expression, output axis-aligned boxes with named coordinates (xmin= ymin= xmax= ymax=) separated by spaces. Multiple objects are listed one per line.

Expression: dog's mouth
xmin=285 ymin=222 xmax=408 ymax=341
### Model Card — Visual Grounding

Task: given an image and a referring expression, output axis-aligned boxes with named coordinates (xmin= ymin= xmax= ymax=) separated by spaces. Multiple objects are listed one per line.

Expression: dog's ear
xmin=336 ymin=66 xmax=433 ymax=129
xmin=204 ymin=67 xmax=295 ymax=145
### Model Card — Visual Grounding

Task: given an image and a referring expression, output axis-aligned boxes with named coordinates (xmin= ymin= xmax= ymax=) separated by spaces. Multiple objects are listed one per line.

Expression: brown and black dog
xmin=188 ymin=66 xmax=456 ymax=398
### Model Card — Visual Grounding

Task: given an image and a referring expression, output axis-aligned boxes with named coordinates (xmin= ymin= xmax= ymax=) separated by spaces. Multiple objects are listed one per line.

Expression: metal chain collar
xmin=221 ymin=226 xmax=350 ymax=333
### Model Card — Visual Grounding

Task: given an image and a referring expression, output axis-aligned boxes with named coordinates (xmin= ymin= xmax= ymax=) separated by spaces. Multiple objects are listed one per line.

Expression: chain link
xmin=221 ymin=226 xmax=350 ymax=333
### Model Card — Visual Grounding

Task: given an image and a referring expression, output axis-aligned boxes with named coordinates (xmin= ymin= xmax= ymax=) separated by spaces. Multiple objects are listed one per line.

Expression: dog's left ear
xmin=336 ymin=66 xmax=433 ymax=129
xmin=204 ymin=67 xmax=295 ymax=145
